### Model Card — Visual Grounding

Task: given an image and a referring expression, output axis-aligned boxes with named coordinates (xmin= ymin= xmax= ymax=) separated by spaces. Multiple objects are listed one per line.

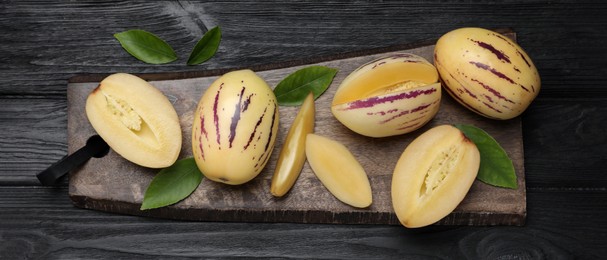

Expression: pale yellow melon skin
xmin=391 ymin=125 xmax=480 ymax=228
xmin=192 ymin=70 xmax=279 ymax=185
xmin=331 ymin=53 xmax=441 ymax=137
xmin=85 ymin=73 xmax=182 ymax=168
xmin=434 ymin=27 xmax=541 ymax=120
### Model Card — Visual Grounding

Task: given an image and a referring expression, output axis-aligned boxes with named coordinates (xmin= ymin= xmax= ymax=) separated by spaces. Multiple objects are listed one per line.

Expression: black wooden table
xmin=1 ymin=1 xmax=606 ymax=259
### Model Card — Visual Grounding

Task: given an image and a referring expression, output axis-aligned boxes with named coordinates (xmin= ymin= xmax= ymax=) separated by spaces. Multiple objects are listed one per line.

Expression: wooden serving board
xmin=68 ymin=29 xmax=526 ymax=226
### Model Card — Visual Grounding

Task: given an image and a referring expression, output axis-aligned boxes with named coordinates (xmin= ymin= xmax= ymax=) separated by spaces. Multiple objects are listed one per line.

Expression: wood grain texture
xmin=0 ymin=98 xmax=67 ymax=185
xmin=1 ymin=1 xmax=607 ymax=258
xmin=0 ymin=186 xmax=603 ymax=259
xmin=523 ymin=98 xmax=607 ymax=189
xmin=67 ymin=35 xmax=526 ymax=225
xmin=1 ymin=2 xmax=606 ymax=96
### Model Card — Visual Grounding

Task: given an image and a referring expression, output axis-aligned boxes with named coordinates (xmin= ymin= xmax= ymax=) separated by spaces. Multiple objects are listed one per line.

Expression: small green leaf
xmin=455 ymin=124 xmax=518 ymax=189
xmin=114 ymin=29 xmax=177 ymax=64
xmin=187 ymin=26 xmax=222 ymax=65
xmin=274 ymin=66 xmax=338 ymax=106
xmin=141 ymin=158 xmax=203 ymax=210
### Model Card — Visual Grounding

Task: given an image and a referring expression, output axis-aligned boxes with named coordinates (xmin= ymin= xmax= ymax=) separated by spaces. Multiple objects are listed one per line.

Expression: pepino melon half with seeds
xmin=391 ymin=125 xmax=480 ymax=228
xmin=85 ymin=73 xmax=182 ymax=168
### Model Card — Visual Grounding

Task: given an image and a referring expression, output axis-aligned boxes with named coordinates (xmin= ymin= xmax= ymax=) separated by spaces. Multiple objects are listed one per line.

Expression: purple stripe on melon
xmin=391 ymin=53 xmax=414 ymax=58
xmin=242 ymin=93 xmax=254 ymax=112
xmin=514 ymin=66 xmax=521 ymax=73
xmin=379 ymin=103 xmax=432 ymax=124
xmin=256 ymin=148 xmax=273 ymax=171
xmin=256 ymin=142 xmax=272 ymax=165
xmin=438 ymin=56 xmax=502 ymax=119
xmin=482 ymin=101 xmax=502 ymax=113
xmin=366 ymin=108 xmax=399 ymax=116
xmin=228 ymin=87 xmax=246 ymax=148
xmin=198 ymin=133 xmax=205 ymax=161
xmin=397 ymin=122 xmax=422 ymax=131
xmin=263 ymin=103 xmax=278 ymax=153
xmin=398 ymin=114 xmax=426 ymax=126
xmin=200 ymin=115 xmax=209 ymax=141
xmin=261 ymin=149 xmax=273 ymax=166
xmin=470 ymin=39 xmax=511 ymax=63
xmin=411 ymin=103 xmax=432 ymax=113
xmin=197 ymin=116 xmax=206 ymax=161
xmin=244 ymin=107 xmax=267 ymax=150
xmin=483 ymin=94 xmax=494 ymax=103
xmin=487 ymin=33 xmax=518 ymax=52
xmin=443 ymin=84 xmax=491 ymax=117
xmin=372 ymin=61 xmax=386 ymax=69
xmin=394 ymin=112 xmax=431 ymax=131
xmin=447 ymin=71 xmax=477 ymax=99
xmin=342 ymin=88 xmax=437 ymax=110
xmin=213 ymin=83 xmax=224 ymax=145
xmin=469 ymin=61 xmax=530 ymax=92
xmin=491 ymin=33 xmax=516 ymax=48
xmin=517 ymin=50 xmax=531 ymax=67
xmin=252 ymin=102 xmax=277 ymax=167
xmin=490 ymin=32 xmax=532 ymax=69
xmin=253 ymin=106 xmax=277 ymax=168
xmin=471 ymin=78 xmax=516 ymax=104
xmin=418 ymin=108 xmax=431 ymax=116
xmin=380 ymin=110 xmax=410 ymax=124
xmin=394 ymin=53 xmax=425 ymax=62
xmin=462 ymin=86 xmax=477 ymax=98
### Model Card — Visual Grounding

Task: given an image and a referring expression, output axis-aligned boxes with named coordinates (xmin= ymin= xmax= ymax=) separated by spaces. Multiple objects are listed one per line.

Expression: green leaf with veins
xmin=187 ymin=26 xmax=222 ymax=65
xmin=455 ymin=124 xmax=517 ymax=189
xmin=274 ymin=66 xmax=338 ymax=106
xmin=141 ymin=157 xmax=203 ymax=210
xmin=114 ymin=29 xmax=177 ymax=64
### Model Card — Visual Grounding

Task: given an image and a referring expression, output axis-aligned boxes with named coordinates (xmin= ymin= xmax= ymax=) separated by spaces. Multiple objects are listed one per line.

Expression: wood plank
xmin=67 ymin=31 xmax=526 ymax=225
xmin=2 ymin=2 xmax=607 ymax=97
xmin=0 ymin=186 xmax=603 ymax=259
xmin=0 ymin=97 xmax=68 ymax=185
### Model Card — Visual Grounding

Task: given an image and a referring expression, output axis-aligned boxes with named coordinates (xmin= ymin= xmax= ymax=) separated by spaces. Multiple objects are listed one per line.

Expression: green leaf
xmin=455 ymin=124 xmax=518 ymax=189
xmin=274 ymin=66 xmax=338 ymax=106
xmin=140 ymin=158 xmax=203 ymax=210
xmin=114 ymin=29 xmax=177 ymax=64
xmin=187 ymin=26 xmax=222 ymax=65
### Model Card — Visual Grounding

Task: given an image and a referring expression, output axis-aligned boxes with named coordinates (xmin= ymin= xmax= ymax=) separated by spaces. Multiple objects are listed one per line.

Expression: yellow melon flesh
xmin=85 ymin=73 xmax=182 ymax=168
xmin=271 ymin=92 xmax=315 ymax=197
xmin=391 ymin=125 xmax=480 ymax=228
xmin=305 ymin=134 xmax=372 ymax=208
xmin=332 ymin=57 xmax=438 ymax=106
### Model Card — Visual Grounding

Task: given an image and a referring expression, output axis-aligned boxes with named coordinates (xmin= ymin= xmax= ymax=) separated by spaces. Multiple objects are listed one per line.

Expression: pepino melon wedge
xmin=305 ymin=134 xmax=372 ymax=208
